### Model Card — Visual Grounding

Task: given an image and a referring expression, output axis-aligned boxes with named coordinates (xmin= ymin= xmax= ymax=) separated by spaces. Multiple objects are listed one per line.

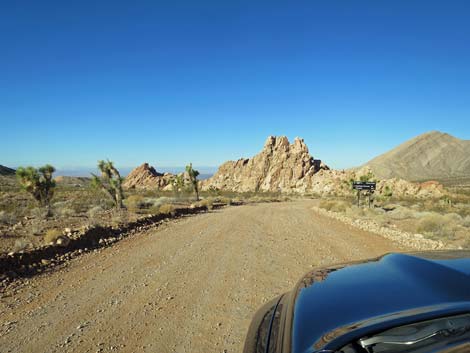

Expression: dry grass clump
xmin=87 ymin=205 xmax=103 ymax=218
xmin=44 ymin=229 xmax=62 ymax=244
xmin=30 ymin=207 xmax=46 ymax=219
xmin=463 ymin=215 xmax=470 ymax=228
xmin=111 ymin=210 xmax=128 ymax=227
xmin=0 ymin=210 xmax=16 ymax=225
xmin=387 ymin=206 xmax=416 ymax=220
xmin=55 ymin=206 xmax=75 ymax=218
xmin=125 ymin=194 xmax=147 ymax=212
xmin=87 ymin=205 xmax=103 ymax=226
xmin=148 ymin=197 xmax=175 ymax=208
xmin=416 ymin=214 xmax=458 ymax=239
xmin=319 ymin=200 xmax=348 ymax=213
xmin=158 ymin=203 xmax=176 ymax=216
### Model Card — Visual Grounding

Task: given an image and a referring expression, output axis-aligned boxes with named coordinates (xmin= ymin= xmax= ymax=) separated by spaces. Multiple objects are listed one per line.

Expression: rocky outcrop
xmin=123 ymin=163 xmax=174 ymax=189
xmin=203 ymin=136 xmax=447 ymax=198
xmin=203 ymin=136 xmax=329 ymax=193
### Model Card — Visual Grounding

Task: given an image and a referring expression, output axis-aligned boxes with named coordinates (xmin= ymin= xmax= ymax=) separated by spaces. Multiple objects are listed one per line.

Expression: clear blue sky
xmin=1 ymin=1 xmax=469 ymax=172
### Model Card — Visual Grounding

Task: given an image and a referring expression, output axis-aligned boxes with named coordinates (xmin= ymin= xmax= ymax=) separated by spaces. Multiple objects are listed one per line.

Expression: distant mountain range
xmin=362 ymin=131 xmax=470 ymax=181
xmin=0 ymin=166 xmax=215 ymax=179
xmin=0 ymin=165 xmax=15 ymax=176
xmin=3 ymin=131 xmax=469 ymax=183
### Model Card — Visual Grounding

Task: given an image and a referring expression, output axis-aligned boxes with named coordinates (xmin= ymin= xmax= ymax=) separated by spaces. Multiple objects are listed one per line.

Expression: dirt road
xmin=0 ymin=200 xmax=403 ymax=353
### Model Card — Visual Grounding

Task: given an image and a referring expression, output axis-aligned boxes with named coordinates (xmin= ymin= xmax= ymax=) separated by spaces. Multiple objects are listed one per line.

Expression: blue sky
xmin=1 ymin=1 xmax=469 ymax=173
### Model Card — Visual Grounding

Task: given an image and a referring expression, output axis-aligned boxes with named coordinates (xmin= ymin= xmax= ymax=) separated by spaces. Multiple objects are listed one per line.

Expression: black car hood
xmin=291 ymin=251 xmax=470 ymax=353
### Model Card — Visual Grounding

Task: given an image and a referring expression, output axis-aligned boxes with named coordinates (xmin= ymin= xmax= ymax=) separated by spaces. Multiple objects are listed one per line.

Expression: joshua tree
xmin=91 ymin=160 xmax=124 ymax=209
xmin=185 ymin=163 xmax=200 ymax=201
xmin=170 ymin=174 xmax=185 ymax=197
xmin=16 ymin=164 xmax=56 ymax=217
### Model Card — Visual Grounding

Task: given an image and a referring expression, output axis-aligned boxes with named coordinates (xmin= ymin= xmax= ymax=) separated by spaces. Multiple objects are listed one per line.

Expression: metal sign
xmin=352 ymin=181 xmax=376 ymax=191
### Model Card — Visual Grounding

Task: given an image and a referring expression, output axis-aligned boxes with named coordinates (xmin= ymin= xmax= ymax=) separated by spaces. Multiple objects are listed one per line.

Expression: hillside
xmin=0 ymin=165 xmax=15 ymax=176
xmin=363 ymin=131 xmax=470 ymax=181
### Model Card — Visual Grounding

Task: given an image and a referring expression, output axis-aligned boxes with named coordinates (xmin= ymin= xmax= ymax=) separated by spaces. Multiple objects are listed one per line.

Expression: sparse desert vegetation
xmin=318 ymin=190 xmax=470 ymax=248
xmin=0 ymin=171 xmax=290 ymax=254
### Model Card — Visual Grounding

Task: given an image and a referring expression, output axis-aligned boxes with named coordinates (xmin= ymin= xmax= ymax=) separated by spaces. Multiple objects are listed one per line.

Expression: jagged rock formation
xmin=362 ymin=131 xmax=470 ymax=181
xmin=202 ymin=136 xmax=329 ymax=193
xmin=0 ymin=165 xmax=15 ymax=176
xmin=123 ymin=163 xmax=174 ymax=189
xmin=203 ymin=136 xmax=446 ymax=198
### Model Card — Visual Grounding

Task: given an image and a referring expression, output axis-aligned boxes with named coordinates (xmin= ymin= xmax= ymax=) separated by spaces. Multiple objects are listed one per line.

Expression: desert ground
xmin=0 ymin=200 xmax=403 ymax=353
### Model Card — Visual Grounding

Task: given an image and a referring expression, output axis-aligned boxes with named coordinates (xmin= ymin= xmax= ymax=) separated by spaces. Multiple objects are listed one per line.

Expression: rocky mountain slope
xmin=0 ymin=165 xmax=15 ymax=176
xmin=122 ymin=163 xmax=174 ymax=189
xmin=362 ymin=131 xmax=470 ymax=181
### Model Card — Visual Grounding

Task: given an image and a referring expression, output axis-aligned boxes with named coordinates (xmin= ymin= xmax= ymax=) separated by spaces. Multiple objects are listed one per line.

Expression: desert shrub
xmin=416 ymin=214 xmax=457 ymax=239
xmin=463 ymin=215 xmax=470 ymax=228
xmin=198 ymin=198 xmax=214 ymax=210
xmin=87 ymin=205 xmax=103 ymax=218
xmin=111 ymin=210 xmax=128 ymax=227
xmin=443 ymin=213 xmax=463 ymax=224
xmin=382 ymin=185 xmax=393 ymax=198
xmin=53 ymin=201 xmax=75 ymax=218
xmin=125 ymin=194 xmax=147 ymax=212
xmin=13 ymin=239 xmax=30 ymax=252
xmin=387 ymin=207 xmax=416 ymax=220
xmin=319 ymin=200 xmax=347 ymax=213
xmin=421 ymin=199 xmax=452 ymax=214
xmin=362 ymin=207 xmax=385 ymax=219
xmin=232 ymin=197 xmax=243 ymax=205
xmin=57 ymin=207 xmax=75 ymax=218
xmin=158 ymin=203 xmax=176 ymax=216
xmin=359 ymin=171 xmax=376 ymax=182
xmin=0 ymin=210 xmax=16 ymax=225
xmin=87 ymin=205 xmax=103 ymax=226
xmin=219 ymin=197 xmax=232 ymax=206
xmin=145 ymin=197 xmax=174 ymax=208
xmin=30 ymin=207 xmax=47 ymax=219
xmin=30 ymin=220 xmax=43 ymax=235
xmin=345 ymin=206 xmax=365 ymax=218
xmin=44 ymin=229 xmax=62 ymax=244
xmin=207 ymin=186 xmax=222 ymax=197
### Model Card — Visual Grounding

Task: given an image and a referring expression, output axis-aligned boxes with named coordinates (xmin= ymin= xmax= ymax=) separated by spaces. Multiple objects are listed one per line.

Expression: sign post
xmin=352 ymin=181 xmax=376 ymax=208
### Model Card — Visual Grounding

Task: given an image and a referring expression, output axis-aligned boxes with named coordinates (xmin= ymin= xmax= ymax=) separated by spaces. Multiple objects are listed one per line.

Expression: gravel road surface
xmin=0 ymin=200 xmax=403 ymax=353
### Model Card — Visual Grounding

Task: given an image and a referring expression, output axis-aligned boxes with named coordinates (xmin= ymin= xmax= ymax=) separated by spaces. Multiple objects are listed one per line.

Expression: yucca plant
xmin=185 ymin=163 xmax=200 ymax=201
xmin=91 ymin=160 xmax=124 ymax=209
xmin=16 ymin=164 xmax=56 ymax=217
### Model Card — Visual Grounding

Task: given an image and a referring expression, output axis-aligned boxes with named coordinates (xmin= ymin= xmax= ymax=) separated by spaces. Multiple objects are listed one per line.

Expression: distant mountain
xmin=0 ymin=165 xmax=15 ymax=176
xmin=362 ymin=131 xmax=470 ymax=181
